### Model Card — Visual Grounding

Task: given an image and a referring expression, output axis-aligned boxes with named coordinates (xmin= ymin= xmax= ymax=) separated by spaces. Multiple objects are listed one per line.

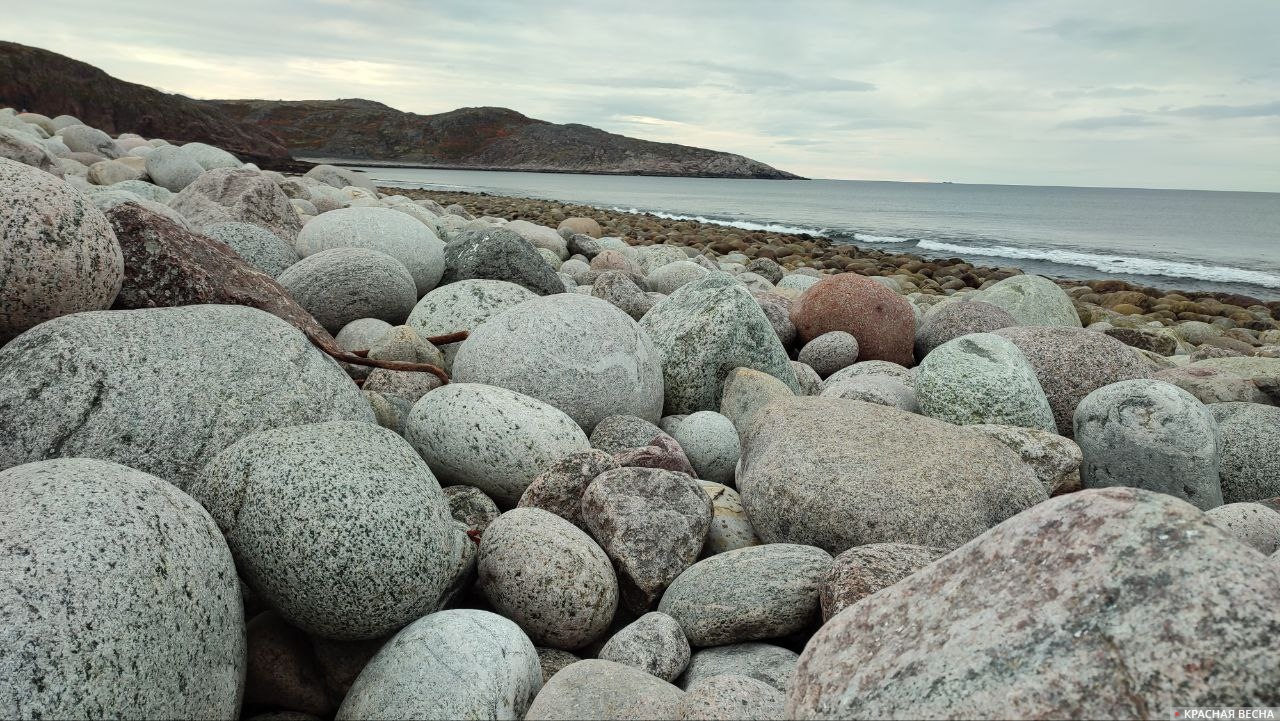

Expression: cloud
xmin=1160 ymin=100 xmax=1280 ymax=119
xmin=1057 ymin=115 xmax=1165 ymax=130
xmin=1053 ymin=86 xmax=1160 ymax=99
xmin=683 ymin=61 xmax=876 ymax=94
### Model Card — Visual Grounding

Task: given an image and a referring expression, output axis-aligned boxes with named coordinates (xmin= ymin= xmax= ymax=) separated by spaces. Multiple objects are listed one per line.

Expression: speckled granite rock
xmin=170 ymin=167 xmax=301 ymax=242
xmin=613 ymin=435 xmax=699 ymax=477
xmin=1205 ymin=502 xmax=1280 ymax=554
xmin=590 ymin=415 xmax=671 ymax=455
xmin=820 ymin=360 xmax=915 ymax=392
xmin=478 ymin=508 xmax=618 ymax=650
xmin=406 ymin=278 xmax=537 ymax=369
xmin=524 ymin=659 xmax=684 ymax=721
xmin=590 ymin=270 xmax=656 ymax=320
xmin=787 ymin=488 xmax=1280 ymax=719
xmin=1187 ymin=357 xmax=1280 ymax=403
xmin=660 ymin=544 xmax=832 ymax=646
xmin=0 ymin=157 xmax=123 ymax=343
xmin=336 ymin=610 xmax=541 ymax=721
xmin=819 ymin=375 xmax=919 ymax=412
xmin=914 ymin=300 xmax=1018 ymax=358
xmin=966 ymin=423 xmax=1083 ymax=495
xmin=518 ymin=450 xmax=621 ymax=531
xmin=798 ymin=331 xmax=859 ymax=378
xmin=405 ymin=384 xmax=590 ymax=507
xmin=440 ymin=227 xmax=565 ymax=295
xmin=1153 ymin=366 xmax=1270 ymax=405
xmin=296 ymin=207 xmax=445 ymax=296
xmin=720 ymin=368 xmax=797 ymax=437
xmin=443 ymin=485 xmax=501 ymax=535
xmin=818 ymin=543 xmax=945 ymax=621
xmin=0 ymin=305 xmax=373 ymax=486
xmin=203 ymin=221 xmax=299 ymax=277
xmin=599 ymin=612 xmax=691 ymax=682
xmin=676 ymin=675 xmax=784 ymax=721
xmin=361 ymin=368 xmax=442 ymax=403
xmin=679 ymin=643 xmax=799 ymax=693
xmin=0 ymin=458 xmax=244 ymax=719
xmin=583 ymin=467 xmax=713 ymax=614
xmin=915 ymin=333 xmax=1056 ymax=431
xmin=188 ymin=421 xmax=464 ymax=640
xmin=1074 ymin=379 xmax=1222 ymax=510
xmin=698 ymin=481 xmax=759 ymax=556
xmin=976 ymin=273 xmax=1081 ymax=328
xmin=537 ymin=648 xmax=581 ymax=684
xmin=276 ymin=247 xmax=417 ymax=333
xmin=671 ymin=411 xmax=740 ymax=484
xmin=1210 ymin=402 xmax=1280 ymax=503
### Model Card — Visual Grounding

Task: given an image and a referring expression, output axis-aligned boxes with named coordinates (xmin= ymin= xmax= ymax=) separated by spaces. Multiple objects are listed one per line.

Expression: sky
xmin=8 ymin=0 xmax=1280 ymax=191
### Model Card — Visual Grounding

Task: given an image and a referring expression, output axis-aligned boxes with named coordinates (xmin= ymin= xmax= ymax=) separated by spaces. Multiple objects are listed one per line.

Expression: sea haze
xmin=362 ymin=168 xmax=1280 ymax=300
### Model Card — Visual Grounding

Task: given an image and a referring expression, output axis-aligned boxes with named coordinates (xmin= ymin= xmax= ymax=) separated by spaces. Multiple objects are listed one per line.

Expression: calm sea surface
xmin=357 ymin=167 xmax=1280 ymax=300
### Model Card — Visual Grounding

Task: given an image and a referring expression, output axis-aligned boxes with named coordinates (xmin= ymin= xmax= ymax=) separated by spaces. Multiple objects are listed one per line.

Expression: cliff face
xmin=212 ymin=99 xmax=803 ymax=179
xmin=0 ymin=41 xmax=295 ymax=167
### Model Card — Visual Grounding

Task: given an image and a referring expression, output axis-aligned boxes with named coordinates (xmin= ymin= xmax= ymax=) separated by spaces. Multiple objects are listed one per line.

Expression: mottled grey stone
xmin=738 ymin=397 xmax=1046 ymax=554
xmin=916 ymin=333 xmax=1056 ymax=431
xmin=478 ymin=508 xmax=619 ymax=649
xmin=537 ymin=648 xmax=581 ymax=683
xmin=676 ymin=675 xmax=784 ymax=721
xmin=406 ymin=383 xmax=590 ymax=506
xmin=518 ymin=450 xmax=621 ymax=531
xmin=819 ymin=360 xmax=915 ymax=392
xmin=111 ymin=178 xmax=172 ymax=203
xmin=86 ymin=158 xmax=142 ymax=185
xmin=966 ymin=423 xmax=1082 ymax=495
xmin=1074 ymin=379 xmax=1222 ymax=510
xmin=297 ymin=207 xmax=445 ymax=296
xmin=1 ymin=158 xmax=123 ymax=343
xmin=276 ymin=247 xmax=417 ymax=333
xmin=1153 ymin=366 xmax=1270 ymax=405
xmin=0 ymin=458 xmax=244 ymax=719
xmin=590 ymin=415 xmax=671 ymax=455
xmin=599 ymin=612 xmax=691 ymax=682
xmin=304 ymin=164 xmax=377 ymax=192
xmin=144 ymin=145 xmax=204 ymax=191
xmin=914 ymin=299 xmax=1018 ymax=358
xmin=336 ymin=610 xmax=541 ymax=721
xmin=363 ymin=390 xmax=411 ymax=433
xmin=641 ymin=273 xmax=800 ymax=414
xmin=177 ymin=141 xmax=240 ymax=170
xmin=507 ymin=219 xmax=569 ymax=259
xmin=753 ymin=292 xmax=796 ymax=348
xmin=583 ymin=467 xmax=713 ymax=614
xmin=798 ymin=331 xmax=859 ymax=378
xmin=444 ymin=485 xmax=501 ymax=535
xmin=649 ymin=260 xmax=711 ymax=295
xmin=670 ymin=411 xmax=740 ymax=484
xmin=171 ymin=168 xmax=301 ymax=242
xmin=58 ymin=124 xmax=119 ymax=158
xmin=591 ymin=270 xmax=656 ymax=320
xmin=454 ymin=294 xmax=664 ymax=431
xmin=680 ymin=644 xmax=799 ymax=693
xmin=819 ymin=375 xmax=919 ymax=412
xmin=366 ymin=325 xmax=444 ymax=367
xmin=976 ymin=274 xmax=1081 ymax=328
xmin=0 ymin=127 xmax=62 ymax=175
xmin=406 ymin=278 xmax=537 ymax=370
xmin=189 ymin=421 xmax=464 ymax=640
xmin=994 ymin=325 xmax=1150 ymax=437
xmin=336 ymin=318 xmax=394 ymax=351
xmin=1205 ymin=502 xmax=1280 ymax=554
xmin=1210 ymin=402 xmax=1280 ymax=503
xmin=719 ymin=368 xmax=795 ymax=437
xmin=1189 ymin=357 xmax=1280 ymax=404
xmin=789 ymin=361 xmax=822 ymax=395
xmin=787 ymin=488 xmax=1280 ymax=719
xmin=441 ymin=227 xmax=565 ymax=295
xmin=660 ymin=544 xmax=832 ymax=647
xmin=819 ymin=543 xmax=945 ymax=621
xmin=203 ymin=221 xmax=299 ymax=276
xmin=524 ymin=659 xmax=684 ymax=721
xmin=0 ymin=305 xmax=372 ymax=486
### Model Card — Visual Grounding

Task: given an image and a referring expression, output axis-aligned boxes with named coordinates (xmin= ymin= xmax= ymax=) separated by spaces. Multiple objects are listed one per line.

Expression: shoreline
xmin=307 ymin=158 xmax=808 ymax=180
xmin=387 ymin=186 xmax=1280 ymax=327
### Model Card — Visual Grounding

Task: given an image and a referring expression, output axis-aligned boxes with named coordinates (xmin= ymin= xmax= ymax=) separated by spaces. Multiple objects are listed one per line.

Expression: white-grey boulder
xmin=276 ymin=247 xmax=417 ymax=333
xmin=297 ymin=207 xmax=446 ymax=296
xmin=670 ymin=411 xmax=740 ymax=484
xmin=203 ymin=221 xmax=299 ymax=276
xmin=406 ymin=279 xmax=537 ymax=370
xmin=599 ymin=612 xmax=691 ymax=683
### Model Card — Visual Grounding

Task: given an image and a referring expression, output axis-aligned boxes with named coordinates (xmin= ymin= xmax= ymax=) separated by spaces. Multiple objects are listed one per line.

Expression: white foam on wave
xmin=916 ymin=240 xmax=1280 ymax=289
xmin=852 ymin=232 xmax=913 ymax=244
xmin=610 ymin=207 xmax=826 ymax=236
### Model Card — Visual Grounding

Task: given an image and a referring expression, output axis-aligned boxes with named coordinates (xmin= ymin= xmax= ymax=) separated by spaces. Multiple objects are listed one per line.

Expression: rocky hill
xmin=0 ymin=41 xmax=296 ymax=168
xmin=211 ymin=99 xmax=803 ymax=179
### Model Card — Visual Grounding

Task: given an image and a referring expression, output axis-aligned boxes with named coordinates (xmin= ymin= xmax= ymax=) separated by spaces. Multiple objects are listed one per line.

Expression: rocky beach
xmin=3 ymin=108 xmax=1280 ymax=720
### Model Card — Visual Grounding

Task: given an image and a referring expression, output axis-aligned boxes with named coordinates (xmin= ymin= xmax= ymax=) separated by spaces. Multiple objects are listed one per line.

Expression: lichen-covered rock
xmin=976 ymin=274 xmax=1081 ymax=327
xmin=188 ymin=421 xmax=465 ymax=640
xmin=739 ymin=397 xmax=1045 ymax=554
xmin=790 ymin=273 xmax=915 ymax=365
xmin=680 ymin=644 xmax=799 ymax=693
xmin=1210 ymin=402 xmax=1280 ymax=503
xmin=670 ymin=411 xmax=739 ymax=484
xmin=1 ymin=157 xmax=122 ymax=343
xmin=524 ymin=660 xmax=684 ymax=721
xmin=914 ymin=300 xmax=1018 ymax=358
xmin=659 ymin=544 xmax=832 ymax=647
xmin=676 ymin=675 xmax=785 ymax=721
xmin=454 ymin=294 xmax=664 ymax=431
xmin=297 ymin=207 xmax=446 ymax=296
xmin=641 ymin=272 xmax=800 ymax=414
xmin=441 ymin=227 xmax=565 ymax=295
xmin=598 ymin=612 xmax=691 ymax=682
xmin=582 ymin=467 xmax=713 ymax=614
xmin=405 ymin=384 xmax=589 ymax=506
xmin=1074 ymin=379 xmax=1222 ymax=510
xmin=336 ymin=610 xmax=541 ymax=721
xmin=798 ymin=331 xmax=859 ymax=378
xmin=787 ymin=488 xmax=1280 ymax=719
xmin=203 ymin=221 xmax=299 ymax=277
xmin=478 ymin=508 xmax=619 ymax=649
xmin=915 ymin=333 xmax=1056 ymax=431
xmin=818 ymin=543 xmax=945 ymax=621
xmin=171 ymin=167 xmax=301 ymax=242
xmin=0 ymin=458 xmax=244 ymax=719
xmin=0 ymin=305 xmax=372 ymax=487
xmin=1205 ymin=502 xmax=1280 ymax=554
xmin=518 ymin=450 xmax=621 ymax=531
xmin=276 ymin=247 xmax=417 ymax=333
xmin=966 ymin=424 xmax=1082 ymax=495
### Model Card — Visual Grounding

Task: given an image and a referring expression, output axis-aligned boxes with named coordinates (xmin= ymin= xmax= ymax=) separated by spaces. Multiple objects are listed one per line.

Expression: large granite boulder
xmin=296 ymin=207 xmax=446 ymax=296
xmin=524 ymin=660 xmax=684 ymax=721
xmin=304 ymin=164 xmax=378 ymax=192
xmin=203 ymin=221 xmax=299 ymax=277
xmin=440 ymin=227 xmax=565 ymax=295
xmin=1208 ymin=402 xmax=1280 ymax=503
xmin=914 ymin=333 xmax=1056 ymax=431
xmin=0 ymin=127 xmax=63 ymax=176
xmin=0 ymin=305 xmax=372 ymax=487
xmin=453 ymin=294 xmax=664 ymax=431
xmin=0 ymin=458 xmax=244 ymax=719
xmin=787 ymin=488 xmax=1280 ymax=718
xmin=1 ymin=157 xmax=123 ymax=343
xmin=790 ymin=273 xmax=915 ymax=365
xmin=1188 ymin=357 xmax=1280 ymax=404
xmin=737 ymin=397 xmax=1046 ymax=554
xmin=598 ymin=612 xmax=691 ymax=683
xmin=170 ymin=167 xmax=301 ymax=242
xmin=915 ymin=299 xmax=1018 ymax=358
xmin=640 ymin=272 xmax=800 ymax=415
xmin=406 ymin=278 xmax=537 ymax=369
xmin=819 ymin=543 xmax=945 ymax=621
xmin=144 ymin=144 xmax=205 ymax=192
xmin=58 ymin=124 xmax=120 ymax=158
xmin=976 ymin=274 xmax=1081 ymax=327
xmin=276 ymin=247 xmax=418 ymax=333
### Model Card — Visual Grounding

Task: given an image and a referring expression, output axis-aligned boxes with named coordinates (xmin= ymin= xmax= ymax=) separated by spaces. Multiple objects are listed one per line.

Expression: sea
xmin=354 ymin=167 xmax=1280 ymax=301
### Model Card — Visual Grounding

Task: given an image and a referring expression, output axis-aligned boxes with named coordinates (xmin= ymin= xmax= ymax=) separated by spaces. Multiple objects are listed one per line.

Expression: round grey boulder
xmin=453 ymin=294 xmax=665 ymax=432
xmin=276 ymin=247 xmax=417 ymax=333
xmin=0 ymin=458 xmax=243 ymax=719
xmin=676 ymin=675 xmax=785 ymax=721
xmin=1205 ymin=503 xmax=1280 ymax=554
xmin=976 ymin=274 xmax=1081 ymax=327
xmin=405 ymin=383 xmax=590 ymax=506
xmin=336 ymin=610 xmax=541 ymax=721
xmin=590 ymin=414 xmax=672 ymax=455
xmin=179 ymin=141 xmax=241 ymax=170
xmin=649 ymin=260 xmax=711 ymax=295
xmin=406 ymin=279 xmax=537 ymax=369
xmin=1153 ymin=366 xmax=1269 ymax=405
xmin=915 ymin=333 xmax=1057 ymax=431
xmin=189 ymin=421 xmax=466 ymax=640
xmin=1074 ymin=379 xmax=1222 ymax=510
xmin=1 ymin=157 xmax=123 ymax=343
xmin=659 ymin=544 xmax=832 ymax=647
xmin=798 ymin=331 xmax=860 ymax=378
xmin=671 ymin=411 xmax=740 ymax=484
xmin=680 ymin=643 xmax=799 ymax=693
xmin=440 ymin=227 xmax=565 ymax=296
xmin=298 ymin=207 xmax=446 ymax=296
xmin=819 ymin=375 xmax=919 ymax=413
xmin=915 ymin=300 xmax=1018 ymax=358
xmin=144 ymin=144 xmax=206 ymax=192
xmin=598 ymin=612 xmax=691 ymax=682
xmin=305 ymin=164 xmax=378 ymax=192
xmin=58 ymin=124 xmax=120 ymax=158
xmin=524 ymin=659 xmax=684 ymax=721
xmin=1209 ymin=402 xmax=1280 ymax=503
xmin=478 ymin=508 xmax=619 ymax=650
xmin=820 ymin=360 xmax=916 ymax=392
xmin=336 ymin=318 xmax=394 ymax=351
xmin=203 ymin=221 xmax=299 ymax=276
xmin=966 ymin=424 xmax=1083 ymax=495
xmin=0 ymin=305 xmax=373 ymax=488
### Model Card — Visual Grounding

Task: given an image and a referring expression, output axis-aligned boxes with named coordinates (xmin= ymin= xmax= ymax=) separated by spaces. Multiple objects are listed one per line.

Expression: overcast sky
xmin=9 ymin=0 xmax=1280 ymax=190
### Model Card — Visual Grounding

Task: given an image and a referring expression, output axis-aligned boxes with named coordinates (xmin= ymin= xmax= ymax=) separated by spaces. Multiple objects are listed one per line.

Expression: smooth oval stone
xmin=680 ymin=643 xmax=799 ymax=693
xmin=0 ymin=458 xmax=243 ymax=719
xmin=914 ymin=300 xmax=1018 ymax=358
xmin=1205 ymin=502 xmax=1280 ymax=554
xmin=297 ymin=207 xmax=446 ymax=296
xmin=676 ymin=675 xmax=785 ymax=721
xmin=977 ymin=274 xmax=1081 ymax=327
xmin=819 ymin=543 xmax=946 ymax=621
xmin=1209 ymin=402 xmax=1280 ymax=503
xmin=915 ymin=333 xmax=1056 ymax=431
xmin=170 ymin=167 xmax=301 ymax=242
xmin=276 ymin=247 xmax=417 ymax=333
xmin=798 ymin=331 xmax=860 ymax=378
xmin=406 ymin=278 xmax=537 ymax=369
xmin=440 ymin=227 xmax=565 ymax=295
xmin=203 ymin=221 xmax=299 ymax=277
xmin=598 ymin=612 xmax=691 ymax=682
xmin=336 ymin=610 xmax=541 ymax=721
xmin=524 ymin=659 xmax=684 ymax=721
xmin=671 ymin=411 xmax=740 ymax=485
